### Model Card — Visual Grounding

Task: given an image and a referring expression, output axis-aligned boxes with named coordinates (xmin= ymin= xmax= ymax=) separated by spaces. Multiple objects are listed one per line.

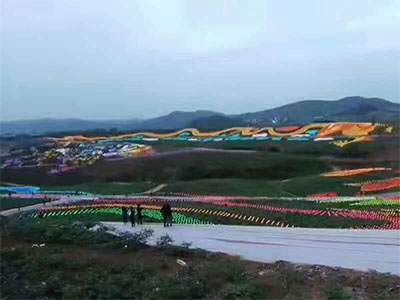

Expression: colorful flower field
xmin=33 ymin=207 xmax=212 ymax=225
xmin=30 ymin=191 xmax=400 ymax=230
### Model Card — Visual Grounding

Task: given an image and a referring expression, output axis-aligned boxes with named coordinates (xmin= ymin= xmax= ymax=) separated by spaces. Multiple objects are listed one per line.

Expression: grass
xmin=1 ymin=151 xmax=332 ymax=185
xmin=86 ymin=151 xmax=332 ymax=183
xmin=40 ymin=182 xmax=157 ymax=195
xmin=163 ymin=171 xmax=398 ymax=197
xmin=163 ymin=177 xmax=356 ymax=197
xmin=0 ymin=197 xmax=46 ymax=211
xmin=1 ymin=217 xmax=399 ymax=300
xmin=164 ymin=178 xmax=284 ymax=196
xmin=149 ymin=139 xmax=400 ymax=159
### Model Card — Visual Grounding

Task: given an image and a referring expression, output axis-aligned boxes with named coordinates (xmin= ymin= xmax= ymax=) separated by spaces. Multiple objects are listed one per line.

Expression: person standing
xmin=161 ymin=203 xmax=168 ymax=227
xmin=130 ymin=208 xmax=136 ymax=227
xmin=166 ymin=203 xmax=173 ymax=227
xmin=136 ymin=204 xmax=143 ymax=225
xmin=122 ymin=207 xmax=128 ymax=225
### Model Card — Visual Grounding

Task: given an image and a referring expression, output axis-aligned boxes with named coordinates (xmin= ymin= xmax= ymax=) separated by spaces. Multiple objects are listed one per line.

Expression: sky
xmin=0 ymin=0 xmax=399 ymax=121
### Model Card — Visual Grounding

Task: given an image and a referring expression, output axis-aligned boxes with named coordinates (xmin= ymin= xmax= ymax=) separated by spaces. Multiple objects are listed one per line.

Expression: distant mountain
xmin=1 ymin=97 xmax=398 ymax=134
xmin=0 ymin=118 xmax=142 ymax=135
xmin=189 ymin=115 xmax=246 ymax=130
xmin=0 ymin=110 xmax=222 ymax=135
xmin=237 ymin=96 xmax=400 ymax=126
xmin=135 ymin=110 xmax=222 ymax=130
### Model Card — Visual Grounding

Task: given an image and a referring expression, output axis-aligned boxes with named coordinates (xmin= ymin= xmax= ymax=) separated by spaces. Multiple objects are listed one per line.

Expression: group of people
xmin=121 ymin=203 xmax=173 ymax=227
xmin=122 ymin=205 xmax=143 ymax=227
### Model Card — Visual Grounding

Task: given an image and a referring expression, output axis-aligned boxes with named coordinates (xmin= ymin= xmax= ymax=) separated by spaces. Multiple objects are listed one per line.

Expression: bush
xmin=106 ymin=228 xmax=154 ymax=250
xmin=225 ymin=259 xmax=247 ymax=283
xmin=131 ymin=228 xmax=154 ymax=244
xmin=156 ymin=234 xmax=174 ymax=248
xmin=220 ymin=283 xmax=262 ymax=300
xmin=158 ymin=269 xmax=207 ymax=300
xmin=325 ymin=286 xmax=353 ymax=300
xmin=181 ymin=241 xmax=193 ymax=249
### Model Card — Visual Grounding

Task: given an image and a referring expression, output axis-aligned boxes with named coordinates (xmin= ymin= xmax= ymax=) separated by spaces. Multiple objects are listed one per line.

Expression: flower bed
xmin=36 ymin=207 xmax=212 ymax=225
xmin=39 ymin=204 xmax=292 ymax=228
xmin=361 ymin=178 xmax=400 ymax=193
xmin=321 ymin=168 xmax=391 ymax=178
xmin=306 ymin=192 xmax=338 ymax=200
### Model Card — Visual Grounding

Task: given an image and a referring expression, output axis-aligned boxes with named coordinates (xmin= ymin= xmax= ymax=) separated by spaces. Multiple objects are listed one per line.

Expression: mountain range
xmin=1 ymin=96 xmax=399 ymax=135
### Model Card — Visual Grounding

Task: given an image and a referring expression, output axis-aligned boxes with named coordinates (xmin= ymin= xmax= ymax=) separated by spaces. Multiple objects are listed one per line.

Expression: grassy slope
xmin=83 ymin=152 xmax=331 ymax=183
xmin=40 ymin=182 xmax=157 ymax=195
xmin=150 ymin=140 xmax=399 ymax=157
xmin=0 ymin=197 xmax=45 ymax=211
xmin=163 ymin=172 xmax=396 ymax=197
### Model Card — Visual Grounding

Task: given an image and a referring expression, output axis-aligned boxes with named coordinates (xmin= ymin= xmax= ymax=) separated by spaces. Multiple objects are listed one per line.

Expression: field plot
xmin=32 ymin=192 xmax=400 ymax=229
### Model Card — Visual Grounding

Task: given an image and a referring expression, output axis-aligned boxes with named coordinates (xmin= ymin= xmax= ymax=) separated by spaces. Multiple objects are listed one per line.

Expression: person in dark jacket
xmin=166 ymin=203 xmax=172 ymax=227
xmin=161 ymin=203 xmax=168 ymax=227
xmin=130 ymin=208 xmax=136 ymax=227
xmin=122 ymin=207 xmax=128 ymax=225
xmin=136 ymin=205 xmax=143 ymax=225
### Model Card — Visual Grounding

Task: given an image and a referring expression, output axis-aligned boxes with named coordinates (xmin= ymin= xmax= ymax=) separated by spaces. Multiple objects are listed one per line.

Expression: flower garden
xmin=3 ymin=165 xmax=400 ymax=230
xmin=23 ymin=186 xmax=398 ymax=230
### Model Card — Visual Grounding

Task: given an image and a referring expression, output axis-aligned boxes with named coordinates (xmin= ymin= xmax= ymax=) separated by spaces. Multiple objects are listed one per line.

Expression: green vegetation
xmin=1 ymin=217 xmax=398 ymax=300
xmin=1 ymin=151 xmax=332 ymax=186
xmin=92 ymin=152 xmax=331 ymax=183
xmin=164 ymin=178 xmax=284 ymax=196
xmin=41 ymin=182 xmax=157 ymax=195
xmin=163 ymin=170 xmax=398 ymax=197
xmin=151 ymin=139 xmax=400 ymax=159
xmin=0 ymin=197 xmax=45 ymax=211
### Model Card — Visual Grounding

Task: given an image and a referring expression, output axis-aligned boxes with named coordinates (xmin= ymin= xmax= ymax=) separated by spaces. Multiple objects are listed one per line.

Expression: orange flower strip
xmin=361 ymin=178 xmax=400 ymax=193
xmin=322 ymin=168 xmax=391 ymax=178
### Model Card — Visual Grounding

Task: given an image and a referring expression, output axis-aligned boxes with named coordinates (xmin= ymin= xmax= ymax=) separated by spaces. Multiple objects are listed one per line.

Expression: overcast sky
xmin=0 ymin=0 xmax=399 ymax=121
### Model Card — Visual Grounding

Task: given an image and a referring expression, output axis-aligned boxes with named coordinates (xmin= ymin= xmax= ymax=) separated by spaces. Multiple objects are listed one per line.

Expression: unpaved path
xmin=142 ymin=184 xmax=167 ymax=194
xmin=104 ymin=222 xmax=400 ymax=275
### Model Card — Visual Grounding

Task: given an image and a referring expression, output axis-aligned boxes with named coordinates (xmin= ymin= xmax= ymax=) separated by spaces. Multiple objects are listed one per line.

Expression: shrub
xmin=131 ymin=228 xmax=154 ymax=244
xmin=325 ymin=286 xmax=353 ymax=300
xmin=108 ymin=228 xmax=154 ymax=250
xmin=225 ymin=259 xmax=247 ymax=283
xmin=221 ymin=283 xmax=262 ymax=300
xmin=156 ymin=234 xmax=174 ymax=248
xmin=181 ymin=241 xmax=193 ymax=249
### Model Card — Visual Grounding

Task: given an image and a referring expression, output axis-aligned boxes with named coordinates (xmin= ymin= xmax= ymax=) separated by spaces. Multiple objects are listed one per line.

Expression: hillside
xmin=1 ymin=97 xmax=398 ymax=134
xmin=134 ymin=110 xmax=222 ymax=130
xmin=238 ymin=96 xmax=400 ymax=126
xmin=0 ymin=118 xmax=142 ymax=135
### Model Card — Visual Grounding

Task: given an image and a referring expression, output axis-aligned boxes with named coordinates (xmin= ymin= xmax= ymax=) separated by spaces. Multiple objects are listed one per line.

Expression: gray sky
xmin=1 ymin=0 xmax=399 ymax=121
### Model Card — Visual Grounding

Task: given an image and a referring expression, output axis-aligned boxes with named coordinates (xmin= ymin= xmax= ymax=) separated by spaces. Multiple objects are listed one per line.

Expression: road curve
xmin=104 ymin=223 xmax=400 ymax=275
